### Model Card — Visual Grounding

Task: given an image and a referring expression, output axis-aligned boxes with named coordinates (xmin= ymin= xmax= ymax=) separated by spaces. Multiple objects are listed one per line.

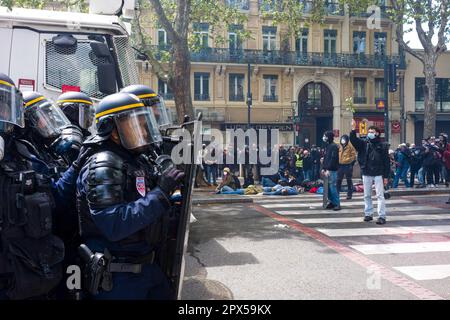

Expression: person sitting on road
xmin=215 ymin=167 xmax=237 ymax=193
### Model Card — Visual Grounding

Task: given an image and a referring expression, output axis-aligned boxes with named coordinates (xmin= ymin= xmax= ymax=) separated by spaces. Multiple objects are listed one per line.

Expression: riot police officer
xmin=121 ymin=85 xmax=173 ymax=128
xmin=0 ymin=73 xmax=65 ymax=300
xmin=21 ymin=91 xmax=83 ymax=164
xmin=56 ymin=91 xmax=95 ymax=139
xmin=76 ymin=92 xmax=184 ymax=300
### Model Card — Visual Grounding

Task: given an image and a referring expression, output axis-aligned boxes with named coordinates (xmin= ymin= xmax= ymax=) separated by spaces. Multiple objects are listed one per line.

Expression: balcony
xmin=159 ymin=92 xmax=174 ymax=100
xmin=225 ymin=0 xmax=249 ymax=10
xmin=263 ymin=95 xmax=278 ymax=102
xmin=350 ymin=5 xmax=391 ymax=19
xmin=150 ymin=46 xmax=406 ymax=70
xmin=353 ymin=97 xmax=367 ymax=104
xmin=229 ymin=94 xmax=245 ymax=102
xmin=194 ymin=93 xmax=210 ymax=101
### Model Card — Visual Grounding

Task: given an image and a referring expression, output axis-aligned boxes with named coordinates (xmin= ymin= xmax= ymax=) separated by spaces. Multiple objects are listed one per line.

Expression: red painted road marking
xmin=251 ymin=204 xmax=445 ymax=300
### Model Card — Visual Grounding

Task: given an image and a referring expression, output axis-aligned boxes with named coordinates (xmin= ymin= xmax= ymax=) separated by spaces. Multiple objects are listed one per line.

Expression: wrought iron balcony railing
xmin=159 ymin=92 xmax=174 ymax=100
xmin=151 ymin=46 xmax=406 ymax=70
xmin=353 ymin=96 xmax=367 ymax=104
xmin=229 ymin=94 xmax=245 ymax=101
xmin=263 ymin=95 xmax=278 ymax=102
xmin=225 ymin=0 xmax=249 ymax=10
xmin=350 ymin=5 xmax=391 ymax=19
xmin=194 ymin=93 xmax=210 ymax=101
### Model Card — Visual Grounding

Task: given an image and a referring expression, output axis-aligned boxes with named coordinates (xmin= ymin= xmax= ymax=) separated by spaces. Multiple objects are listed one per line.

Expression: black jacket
xmin=349 ymin=130 xmax=390 ymax=178
xmin=323 ymin=142 xmax=339 ymax=171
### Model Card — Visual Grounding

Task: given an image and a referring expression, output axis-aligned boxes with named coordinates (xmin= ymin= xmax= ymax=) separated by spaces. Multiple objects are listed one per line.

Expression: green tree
xmin=390 ymin=0 xmax=450 ymax=138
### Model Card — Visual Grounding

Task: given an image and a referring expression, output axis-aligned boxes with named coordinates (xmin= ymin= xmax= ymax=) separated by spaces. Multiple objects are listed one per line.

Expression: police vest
xmin=0 ymin=141 xmax=64 ymax=300
xmin=295 ymin=154 xmax=303 ymax=168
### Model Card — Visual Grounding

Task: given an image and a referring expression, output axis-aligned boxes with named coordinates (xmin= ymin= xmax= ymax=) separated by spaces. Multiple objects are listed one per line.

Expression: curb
xmin=192 ymin=196 xmax=253 ymax=205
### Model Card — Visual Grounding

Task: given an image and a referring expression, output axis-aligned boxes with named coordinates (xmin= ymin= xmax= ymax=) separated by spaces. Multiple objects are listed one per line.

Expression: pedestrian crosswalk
xmin=254 ymin=193 xmax=450 ymax=283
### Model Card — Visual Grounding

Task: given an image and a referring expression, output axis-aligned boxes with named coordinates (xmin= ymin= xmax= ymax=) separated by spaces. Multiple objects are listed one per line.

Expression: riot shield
xmin=156 ymin=114 xmax=200 ymax=299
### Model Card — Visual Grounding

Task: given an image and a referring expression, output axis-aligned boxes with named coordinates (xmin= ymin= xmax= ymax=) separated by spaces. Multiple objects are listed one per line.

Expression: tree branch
xmin=176 ymin=0 xmax=191 ymax=40
xmin=436 ymin=0 xmax=449 ymax=54
xmin=148 ymin=0 xmax=180 ymax=43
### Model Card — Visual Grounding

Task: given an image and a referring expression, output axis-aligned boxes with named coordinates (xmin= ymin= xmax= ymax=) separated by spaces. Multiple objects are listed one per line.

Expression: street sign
xmin=375 ymin=99 xmax=385 ymax=110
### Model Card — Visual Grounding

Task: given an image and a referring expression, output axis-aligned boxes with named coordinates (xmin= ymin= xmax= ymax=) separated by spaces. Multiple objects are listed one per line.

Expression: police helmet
xmin=121 ymin=85 xmax=173 ymax=127
xmin=96 ymin=92 xmax=162 ymax=152
xmin=22 ymin=91 xmax=71 ymax=139
xmin=0 ymin=73 xmax=24 ymax=133
xmin=56 ymin=91 xmax=95 ymax=130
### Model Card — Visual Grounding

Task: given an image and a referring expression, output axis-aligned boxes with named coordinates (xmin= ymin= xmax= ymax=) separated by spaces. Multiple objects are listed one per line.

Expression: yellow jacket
xmin=339 ymin=142 xmax=357 ymax=165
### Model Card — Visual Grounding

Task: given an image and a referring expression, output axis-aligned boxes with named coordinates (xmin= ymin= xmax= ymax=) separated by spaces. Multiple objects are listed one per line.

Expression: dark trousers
xmin=409 ymin=165 xmax=420 ymax=187
xmin=312 ymin=163 xmax=320 ymax=181
xmin=425 ymin=164 xmax=440 ymax=185
xmin=336 ymin=163 xmax=354 ymax=197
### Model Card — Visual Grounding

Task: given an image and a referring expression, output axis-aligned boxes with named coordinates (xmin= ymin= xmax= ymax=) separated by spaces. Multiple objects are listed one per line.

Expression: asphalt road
xmin=181 ymin=192 xmax=450 ymax=300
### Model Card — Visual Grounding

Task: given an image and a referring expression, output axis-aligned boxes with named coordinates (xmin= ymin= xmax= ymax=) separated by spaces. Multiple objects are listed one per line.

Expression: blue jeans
xmin=363 ymin=175 xmax=386 ymax=218
xmin=219 ymin=186 xmax=244 ymax=194
xmin=262 ymin=177 xmax=277 ymax=187
xmin=418 ymin=167 xmax=425 ymax=185
xmin=205 ymin=164 xmax=217 ymax=184
xmin=393 ymin=165 xmax=410 ymax=188
xmin=303 ymin=169 xmax=312 ymax=181
xmin=295 ymin=168 xmax=304 ymax=183
xmin=327 ymin=171 xmax=340 ymax=206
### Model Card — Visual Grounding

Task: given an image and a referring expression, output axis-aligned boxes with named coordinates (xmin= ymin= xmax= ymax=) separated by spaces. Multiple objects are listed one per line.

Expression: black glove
xmin=158 ymin=167 xmax=185 ymax=196
xmin=72 ymin=146 xmax=94 ymax=173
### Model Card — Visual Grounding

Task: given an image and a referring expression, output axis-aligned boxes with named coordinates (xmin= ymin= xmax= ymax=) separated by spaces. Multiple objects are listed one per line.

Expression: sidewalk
xmin=192 ymin=185 xmax=450 ymax=205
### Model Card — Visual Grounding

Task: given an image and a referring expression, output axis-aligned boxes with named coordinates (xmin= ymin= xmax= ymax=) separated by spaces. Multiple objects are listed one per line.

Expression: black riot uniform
xmin=76 ymin=92 xmax=184 ymax=300
xmin=56 ymin=91 xmax=95 ymax=139
xmin=0 ymin=74 xmax=64 ymax=300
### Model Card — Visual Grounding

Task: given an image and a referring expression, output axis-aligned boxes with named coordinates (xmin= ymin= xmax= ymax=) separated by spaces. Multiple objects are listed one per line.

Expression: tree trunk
xmin=423 ymin=55 xmax=437 ymax=139
xmin=170 ymin=43 xmax=194 ymax=124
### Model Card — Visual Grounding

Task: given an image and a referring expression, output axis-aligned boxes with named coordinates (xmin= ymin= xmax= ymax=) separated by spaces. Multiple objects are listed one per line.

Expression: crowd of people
xmin=197 ymin=129 xmax=450 ymax=209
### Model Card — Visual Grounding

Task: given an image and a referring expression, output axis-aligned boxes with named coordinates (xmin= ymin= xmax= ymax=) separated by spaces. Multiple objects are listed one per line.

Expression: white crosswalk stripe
xmin=261 ymin=199 xmax=410 ymax=208
xmin=257 ymin=194 xmax=450 ymax=282
xmin=275 ymin=205 xmax=441 ymax=215
xmin=295 ymin=214 xmax=450 ymax=224
xmin=350 ymin=242 xmax=450 ymax=255
xmin=393 ymin=265 xmax=450 ymax=281
xmin=317 ymin=225 xmax=450 ymax=237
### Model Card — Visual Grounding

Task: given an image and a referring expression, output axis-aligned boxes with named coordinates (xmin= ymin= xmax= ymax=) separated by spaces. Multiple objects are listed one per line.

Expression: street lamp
xmin=291 ymin=101 xmax=298 ymax=145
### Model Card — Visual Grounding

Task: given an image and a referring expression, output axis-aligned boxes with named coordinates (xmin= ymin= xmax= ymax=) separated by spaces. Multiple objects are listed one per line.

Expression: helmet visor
xmin=114 ymin=107 xmax=162 ymax=151
xmin=59 ymin=101 xmax=95 ymax=129
xmin=0 ymin=85 xmax=24 ymax=129
xmin=26 ymin=100 xmax=71 ymax=138
xmin=141 ymin=96 xmax=173 ymax=127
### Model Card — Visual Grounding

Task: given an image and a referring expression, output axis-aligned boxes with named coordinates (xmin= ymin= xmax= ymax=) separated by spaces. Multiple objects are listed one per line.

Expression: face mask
xmin=341 ymin=139 xmax=346 ymax=144
xmin=322 ymin=136 xmax=327 ymax=143
xmin=0 ymin=135 xmax=4 ymax=161
xmin=223 ymin=172 xmax=228 ymax=176
xmin=305 ymin=139 xmax=309 ymax=143
xmin=367 ymin=132 xmax=376 ymax=140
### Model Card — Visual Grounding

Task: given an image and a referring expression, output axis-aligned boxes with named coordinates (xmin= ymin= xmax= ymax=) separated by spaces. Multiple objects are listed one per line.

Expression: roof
xmin=0 ymin=6 xmax=128 ymax=35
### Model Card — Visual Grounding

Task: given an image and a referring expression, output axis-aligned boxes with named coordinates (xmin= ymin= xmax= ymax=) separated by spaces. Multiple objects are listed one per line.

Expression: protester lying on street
xmin=278 ymin=169 xmax=298 ymax=187
xmin=243 ymin=172 xmax=255 ymax=188
xmin=263 ymin=184 xmax=299 ymax=196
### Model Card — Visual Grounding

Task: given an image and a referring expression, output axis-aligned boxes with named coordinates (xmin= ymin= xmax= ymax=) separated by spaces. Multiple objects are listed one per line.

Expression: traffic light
xmin=388 ymin=63 xmax=397 ymax=92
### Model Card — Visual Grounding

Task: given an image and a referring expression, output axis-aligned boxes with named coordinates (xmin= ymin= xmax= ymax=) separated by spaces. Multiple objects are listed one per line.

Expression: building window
xmin=295 ymin=28 xmax=308 ymax=53
xmin=229 ymin=25 xmax=243 ymax=53
xmin=262 ymin=26 xmax=277 ymax=51
xmin=354 ymin=78 xmax=367 ymax=104
xmin=307 ymin=83 xmax=321 ymax=106
xmin=415 ymin=77 xmax=450 ymax=112
xmin=229 ymin=74 xmax=245 ymax=101
xmin=158 ymin=79 xmax=173 ymax=100
xmin=353 ymin=31 xmax=366 ymax=54
xmin=263 ymin=75 xmax=278 ymax=102
xmin=158 ymin=29 xmax=171 ymax=49
xmin=324 ymin=30 xmax=337 ymax=54
xmin=225 ymin=0 xmax=249 ymax=10
xmin=194 ymin=23 xmax=209 ymax=48
xmin=375 ymin=78 xmax=384 ymax=101
xmin=374 ymin=32 xmax=387 ymax=55
xmin=325 ymin=0 xmax=340 ymax=14
xmin=194 ymin=72 xmax=210 ymax=101
xmin=259 ymin=0 xmax=281 ymax=12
